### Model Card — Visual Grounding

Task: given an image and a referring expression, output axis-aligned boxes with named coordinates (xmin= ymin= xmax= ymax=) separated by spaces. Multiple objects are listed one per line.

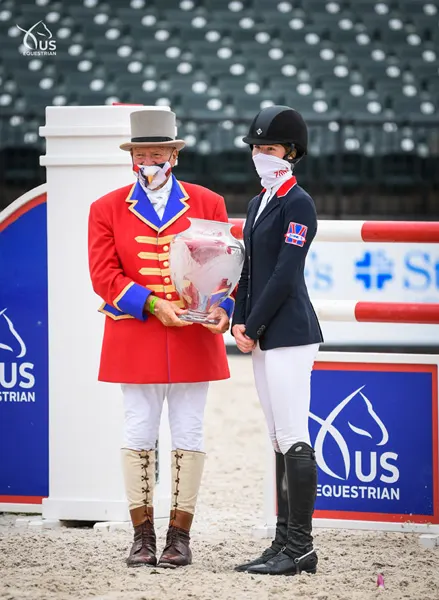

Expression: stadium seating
xmin=0 ymin=0 xmax=438 ymax=218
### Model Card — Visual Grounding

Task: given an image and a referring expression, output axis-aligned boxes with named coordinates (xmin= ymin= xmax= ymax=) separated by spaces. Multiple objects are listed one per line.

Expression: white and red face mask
xmin=252 ymin=153 xmax=292 ymax=190
xmin=133 ymin=161 xmax=173 ymax=192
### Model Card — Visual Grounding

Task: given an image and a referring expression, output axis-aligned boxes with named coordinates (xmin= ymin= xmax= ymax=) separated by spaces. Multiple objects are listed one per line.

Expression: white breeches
xmin=122 ymin=382 xmax=209 ymax=452
xmin=252 ymin=343 xmax=320 ymax=454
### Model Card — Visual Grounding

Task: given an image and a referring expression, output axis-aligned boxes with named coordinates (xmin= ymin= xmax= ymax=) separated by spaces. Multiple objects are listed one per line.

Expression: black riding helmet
xmin=242 ymin=105 xmax=308 ymax=161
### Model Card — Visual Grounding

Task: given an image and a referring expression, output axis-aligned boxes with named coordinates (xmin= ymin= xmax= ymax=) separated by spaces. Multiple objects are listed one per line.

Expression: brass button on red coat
xmin=163 ymin=261 xmax=169 ymax=267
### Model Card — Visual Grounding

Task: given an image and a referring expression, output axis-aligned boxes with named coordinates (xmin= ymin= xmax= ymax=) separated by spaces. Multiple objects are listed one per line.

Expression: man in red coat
xmin=88 ymin=109 xmax=233 ymax=568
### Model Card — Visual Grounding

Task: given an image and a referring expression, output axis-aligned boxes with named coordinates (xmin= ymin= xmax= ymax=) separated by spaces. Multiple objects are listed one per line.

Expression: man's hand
xmin=145 ymin=296 xmax=192 ymax=327
xmin=202 ymin=306 xmax=230 ymax=334
xmin=232 ymin=324 xmax=256 ymax=353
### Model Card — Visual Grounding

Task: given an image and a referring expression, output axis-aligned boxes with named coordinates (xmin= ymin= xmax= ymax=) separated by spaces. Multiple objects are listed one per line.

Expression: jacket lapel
xmin=252 ymin=194 xmax=280 ymax=233
xmin=125 ymin=176 xmax=190 ymax=232
xmin=252 ymin=176 xmax=298 ymax=233
xmin=125 ymin=182 xmax=161 ymax=231
xmin=159 ymin=175 xmax=190 ymax=232
xmin=246 ymin=192 xmax=263 ymax=239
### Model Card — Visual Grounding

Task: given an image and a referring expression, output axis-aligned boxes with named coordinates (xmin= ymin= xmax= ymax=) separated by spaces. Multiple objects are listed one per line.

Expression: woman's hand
xmin=146 ymin=296 xmax=192 ymax=327
xmin=232 ymin=324 xmax=256 ymax=353
xmin=202 ymin=307 xmax=230 ymax=334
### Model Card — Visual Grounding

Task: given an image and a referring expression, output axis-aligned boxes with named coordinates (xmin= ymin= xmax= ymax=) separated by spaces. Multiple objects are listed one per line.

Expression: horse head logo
xmin=310 ymin=386 xmax=388 ymax=481
xmin=16 ymin=21 xmax=52 ymax=51
xmin=0 ymin=309 xmax=26 ymax=358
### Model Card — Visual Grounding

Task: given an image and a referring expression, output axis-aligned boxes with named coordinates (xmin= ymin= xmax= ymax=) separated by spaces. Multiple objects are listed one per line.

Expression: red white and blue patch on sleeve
xmin=284 ymin=222 xmax=308 ymax=246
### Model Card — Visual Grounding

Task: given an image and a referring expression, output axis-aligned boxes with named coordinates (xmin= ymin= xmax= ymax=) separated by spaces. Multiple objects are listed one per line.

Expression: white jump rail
xmin=314 ymin=300 xmax=439 ymax=324
xmin=229 ymin=218 xmax=439 ymax=244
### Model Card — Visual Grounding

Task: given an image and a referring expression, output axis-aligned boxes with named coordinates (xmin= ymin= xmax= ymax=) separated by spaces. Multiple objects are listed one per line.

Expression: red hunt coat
xmin=88 ymin=175 xmax=234 ymax=384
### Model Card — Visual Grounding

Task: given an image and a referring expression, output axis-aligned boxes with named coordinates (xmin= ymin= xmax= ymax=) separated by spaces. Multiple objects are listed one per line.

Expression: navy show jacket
xmin=232 ymin=177 xmax=324 ymax=350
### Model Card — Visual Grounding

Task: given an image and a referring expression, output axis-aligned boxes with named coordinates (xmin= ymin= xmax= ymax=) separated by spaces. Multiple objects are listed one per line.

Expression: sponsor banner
xmin=225 ymin=242 xmax=439 ymax=347
xmin=0 ymin=193 xmax=48 ymax=503
xmin=310 ymin=362 xmax=438 ymax=523
xmin=306 ymin=242 xmax=439 ymax=302
xmin=306 ymin=242 xmax=439 ymax=345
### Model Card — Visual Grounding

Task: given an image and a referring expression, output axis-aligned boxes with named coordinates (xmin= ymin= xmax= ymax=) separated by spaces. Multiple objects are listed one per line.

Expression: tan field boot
xmin=158 ymin=449 xmax=205 ymax=568
xmin=122 ymin=448 xmax=157 ymax=567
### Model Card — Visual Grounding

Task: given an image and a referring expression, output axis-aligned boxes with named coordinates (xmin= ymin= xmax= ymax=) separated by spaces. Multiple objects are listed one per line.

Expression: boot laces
xmin=165 ymin=526 xmax=188 ymax=551
xmin=165 ymin=526 xmax=179 ymax=548
xmin=140 ymin=522 xmax=155 ymax=547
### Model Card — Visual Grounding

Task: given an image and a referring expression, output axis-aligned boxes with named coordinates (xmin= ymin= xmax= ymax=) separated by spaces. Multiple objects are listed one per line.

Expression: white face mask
xmin=252 ymin=153 xmax=292 ymax=189
xmin=133 ymin=161 xmax=172 ymax=192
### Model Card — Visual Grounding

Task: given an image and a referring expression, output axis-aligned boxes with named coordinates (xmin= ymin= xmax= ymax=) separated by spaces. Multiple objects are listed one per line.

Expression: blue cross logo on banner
xmin=355 ymin=250 xmax=394 ymax=290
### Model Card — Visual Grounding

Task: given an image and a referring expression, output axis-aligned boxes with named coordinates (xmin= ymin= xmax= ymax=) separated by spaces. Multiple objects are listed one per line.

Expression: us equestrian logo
xmin=0 ymin=309 xmax=36 ymax=402
xmin=16 ymin=20 xmax=57 ymax=56
xmin=310 ymin=385 xmax=400 ymax=502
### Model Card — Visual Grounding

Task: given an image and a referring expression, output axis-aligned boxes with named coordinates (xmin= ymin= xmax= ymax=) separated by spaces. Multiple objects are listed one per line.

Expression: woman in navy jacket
xmin=232 ymin=105 xmax=323 ymax=577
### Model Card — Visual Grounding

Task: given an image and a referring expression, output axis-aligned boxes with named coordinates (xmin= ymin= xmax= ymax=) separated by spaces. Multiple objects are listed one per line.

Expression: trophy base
xmin=179 ymin=312 xmax=219 ymax=325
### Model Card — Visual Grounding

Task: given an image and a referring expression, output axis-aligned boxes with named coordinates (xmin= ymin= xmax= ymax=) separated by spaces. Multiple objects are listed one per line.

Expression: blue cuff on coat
xmin=99 ymin=303 xmax=134 ymax=320
xmin=219 ymin=297 xmax=235 ymax=319
xmin=113 ymin=283 xmax=152 ymax=321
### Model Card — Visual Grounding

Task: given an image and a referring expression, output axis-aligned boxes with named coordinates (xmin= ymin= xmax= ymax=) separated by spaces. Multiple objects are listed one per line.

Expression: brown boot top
xmin=169 ymin=509 xmax=193 ymax=532
xmin=130 ymin=505 xmax=154 ymax=527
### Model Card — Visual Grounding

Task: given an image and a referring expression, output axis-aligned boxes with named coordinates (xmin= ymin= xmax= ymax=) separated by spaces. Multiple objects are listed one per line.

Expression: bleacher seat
xmin=0 ymin=0 xmax=435 ymax=160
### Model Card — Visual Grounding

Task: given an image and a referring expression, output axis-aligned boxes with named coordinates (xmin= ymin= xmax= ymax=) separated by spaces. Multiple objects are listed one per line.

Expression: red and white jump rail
xmin=229 ymin=219 xmax=439 ymax=244
xmin=229 ymin=218 xmax=439 ymax=325
xmin=314 ymin=300 xmax=439 ymax=324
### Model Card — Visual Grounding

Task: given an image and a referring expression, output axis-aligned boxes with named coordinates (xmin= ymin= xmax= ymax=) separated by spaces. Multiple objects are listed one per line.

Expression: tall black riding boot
xmin=235 ymin=451 xmax=288 ymax=572
xmin=247 ymin=442 xmax=318 ymax=576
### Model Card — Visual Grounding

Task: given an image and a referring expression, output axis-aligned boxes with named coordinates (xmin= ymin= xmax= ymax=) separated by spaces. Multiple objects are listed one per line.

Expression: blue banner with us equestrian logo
xmin=0 ymin=192 xmax=49 ymax=504
xmin=310 ymin=361 xmax=438 ymax=523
